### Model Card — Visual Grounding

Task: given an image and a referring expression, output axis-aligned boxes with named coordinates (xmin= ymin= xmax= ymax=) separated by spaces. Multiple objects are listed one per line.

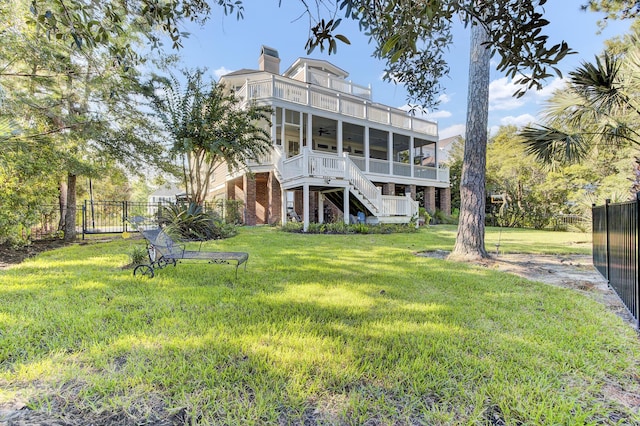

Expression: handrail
xmin=343 ymin=153 xmax=380 ymax=212
xmin=381 ymin=195 xmax=419 ymax=218
xmin=271 ymin=145 xmax=285 ymax=181
xmin=237 ymin=77 xmax=438 ymax=138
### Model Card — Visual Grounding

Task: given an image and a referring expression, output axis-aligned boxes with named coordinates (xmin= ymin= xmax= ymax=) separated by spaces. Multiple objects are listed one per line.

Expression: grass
xmin=0 ymin=225 xmax=638 ymax=425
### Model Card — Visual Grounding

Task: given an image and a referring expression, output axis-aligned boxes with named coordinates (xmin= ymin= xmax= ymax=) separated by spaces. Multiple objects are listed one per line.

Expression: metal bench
xmin=129 ymin=217 xmax=248 ymax=279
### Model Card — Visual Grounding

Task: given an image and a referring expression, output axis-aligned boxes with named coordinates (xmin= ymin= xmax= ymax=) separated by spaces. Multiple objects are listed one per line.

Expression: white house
xmin=213 ymin=46 xmax=451 ymax=230
xmin=147 ymin=184 xmax=186 ymax=215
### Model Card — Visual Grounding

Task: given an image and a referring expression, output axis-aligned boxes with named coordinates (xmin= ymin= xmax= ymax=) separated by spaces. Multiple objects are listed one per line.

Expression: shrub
xmin=324 ymin=221 xmax=351 ymax=234
xmin=228 ymin=200 xmax=244 ymax=225
xmin=434 ymin=209 xmax=458 ymax=225
xmin=306 ymin=222 xmax=327 ymax=233
xmin=280 ymin=221 xmax=418 ymax=234
xmin=158 ymin=202 xmax=237 ymax=241
xmin=352 ymin=223 xmax=369 ymax=234
xmin=129 ymin=245 xmax=148 ymax=266
xmin=281 ymin=221 xmax=303 ymax=233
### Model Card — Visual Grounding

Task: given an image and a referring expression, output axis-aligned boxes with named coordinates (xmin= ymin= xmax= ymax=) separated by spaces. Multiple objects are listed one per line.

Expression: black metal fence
xmin=29 ymin=200 xmax=243 ymax=240
xmin=592 ymin=197 xmax=640 ymax=329
xmin=82 ymin=200 xmax=158 ymax=235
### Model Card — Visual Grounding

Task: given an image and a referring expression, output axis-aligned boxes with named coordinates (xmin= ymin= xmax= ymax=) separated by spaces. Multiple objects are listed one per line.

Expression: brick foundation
xmin=382 ymin=183 xmax=395 ymax=196
xmin=439 ymin=187 xmax=452 ymax=215
xmin=243 ymin=175 xmax=257 ymax=225
xmin=268 ymin=172 xmax=282 ymax=225
xmin=424 ymin=187 xmax=436 ymax=213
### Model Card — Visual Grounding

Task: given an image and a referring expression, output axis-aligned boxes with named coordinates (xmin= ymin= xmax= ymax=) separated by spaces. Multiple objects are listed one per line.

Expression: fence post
xmin=82 ymin=203 xmax=86 ymax=241
xmin=636 ymin=193 xmax=640 ymax=329
xmin=123 ymin=201 xmax=128 ymax=233
xmin=605 ymin=199 xmax=610 ymax=284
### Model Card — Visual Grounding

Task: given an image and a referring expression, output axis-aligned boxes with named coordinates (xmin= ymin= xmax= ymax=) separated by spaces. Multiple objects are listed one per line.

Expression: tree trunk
xmin=64 ymin=173 xmax=77 ymax=242
xmin=450 ymin=18 xmax=491 ymax=260
xmin=58 ymin=179 xmax=68 ymax=231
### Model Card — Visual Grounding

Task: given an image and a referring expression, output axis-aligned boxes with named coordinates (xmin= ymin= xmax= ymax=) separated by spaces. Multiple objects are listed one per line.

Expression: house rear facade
xmin=212 ymin=46 xmax=451 ymax=230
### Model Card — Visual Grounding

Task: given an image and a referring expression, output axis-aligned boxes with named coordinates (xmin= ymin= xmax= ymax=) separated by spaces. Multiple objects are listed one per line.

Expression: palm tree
xmin=522 ymin=40 xmax=640 ymax=166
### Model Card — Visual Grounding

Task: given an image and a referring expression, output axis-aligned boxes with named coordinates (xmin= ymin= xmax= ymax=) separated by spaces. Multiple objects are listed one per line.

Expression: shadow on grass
xmin=0 ymin=229 xmax=637 ymax=424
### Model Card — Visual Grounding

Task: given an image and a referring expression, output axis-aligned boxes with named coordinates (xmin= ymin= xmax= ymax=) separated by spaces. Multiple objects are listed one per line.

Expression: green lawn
xmin=1 ymin=226 xmax=638 ymax=425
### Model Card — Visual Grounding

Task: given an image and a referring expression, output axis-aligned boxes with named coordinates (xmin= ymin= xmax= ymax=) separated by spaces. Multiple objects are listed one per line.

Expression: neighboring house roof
xmin=221 ymin=68 xmax=261 ymax=77
xmin=438 ymin=135 xmax=463 ymax=163
xmin=150 ymin=185 xmax=185 ymax=198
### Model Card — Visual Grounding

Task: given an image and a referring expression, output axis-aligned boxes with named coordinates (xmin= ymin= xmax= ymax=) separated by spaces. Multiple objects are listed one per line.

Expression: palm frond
xmin=519 ymin=125 xmax=590 ymax=165
xmin=569 ymin=53 xmax=629 ymax=114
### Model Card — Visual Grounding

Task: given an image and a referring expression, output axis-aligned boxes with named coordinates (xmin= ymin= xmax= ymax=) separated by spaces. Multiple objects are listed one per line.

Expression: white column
xmin=337 ymin=120 xmax=343 ymax=154
xmin=303 ymin=147 xmax=309 ymax=176
xmin=410 ymin=136 xmax=415 ymax=178
xmin=364 ymin=126 xmax=370 ymax=173
xmin=388 ymin=131 xmax=394 ymax=176
xmin=280 ymin=108 xmax=286 ymax=152
xmin=303 ymin=184 xmax=310 ymax=232
xmin=318 ymin=193 xmax=324 ymax=224
xmin=343 ymin=186 xmax=350 ymax=225
xmin=299 ymin=111 xmax=304 ymax=151
xmin=306 ymin=113 xmax=313 ymax=149
xmin=271 ymin=110 xmax=277 ymax=143
xmin=281 ymin=188 xmax=287 ymax=225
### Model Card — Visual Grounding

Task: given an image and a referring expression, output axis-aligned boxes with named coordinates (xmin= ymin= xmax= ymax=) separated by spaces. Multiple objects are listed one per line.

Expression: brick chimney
xmin=259 ymin=45 xmax=280 ymax=74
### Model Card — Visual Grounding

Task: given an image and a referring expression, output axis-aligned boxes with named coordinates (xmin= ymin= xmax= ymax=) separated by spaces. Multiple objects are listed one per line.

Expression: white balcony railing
xmin=381 ymin=195 xmax=419 ymax=218
xmin=393 ymin=162 xmax=411 ymax=177
xmin=369 ymin=158 xmax=390 ymax=175
xmin=252 ymin=147 xmax=449 ymax=185
xmin=307 ymin=69 xmax=372 ymax=99
xmin=237 ymin=76 xmax=438 ymax=138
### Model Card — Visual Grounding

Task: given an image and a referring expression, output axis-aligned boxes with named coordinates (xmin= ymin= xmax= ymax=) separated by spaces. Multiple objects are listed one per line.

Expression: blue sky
xmin=174 ymin=0 xmax=632 ymax=140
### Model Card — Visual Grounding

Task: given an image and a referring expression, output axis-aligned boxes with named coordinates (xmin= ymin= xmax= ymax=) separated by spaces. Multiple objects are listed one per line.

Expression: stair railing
xmin=343 ymin=152 xmax=381 ymax=213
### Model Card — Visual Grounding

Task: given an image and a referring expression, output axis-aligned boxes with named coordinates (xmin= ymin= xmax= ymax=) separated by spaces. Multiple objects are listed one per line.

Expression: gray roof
xmin=150 ymin=185 xmax=185 ymax=197
xmin=221 ymin=68 xmax=260 ymax=77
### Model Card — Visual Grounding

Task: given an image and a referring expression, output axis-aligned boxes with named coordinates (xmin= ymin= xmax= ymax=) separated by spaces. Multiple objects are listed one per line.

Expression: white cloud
xmin=489 ymin=77 xmax=526 ymax=111
xmin=489 ymin=125 xmax=501 ymax=137
xmin=427 ymin=110 xmax=453 ymax=120
xmin=438 ymin=93 xmax=451 ymax=104
xmin=489 ymin=113 xmax=537 ymax=136
xmin=531 ymin=77 xmax=567 ymax=101
xmin=212 ymin=67 xmax=233 ymax=80
xmin=489 ymin=75 xmax=568 ymax=111
xmin=499 ymin=113 xmax=537 ymax=128
xmin=439 ymin=123 xmax=465 ymax=139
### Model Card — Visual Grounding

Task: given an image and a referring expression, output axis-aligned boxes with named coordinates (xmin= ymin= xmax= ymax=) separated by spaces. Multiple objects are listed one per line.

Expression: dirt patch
xmin=0 ymin=239 xmax=69 ymax=269
xmin=418 ymin=250 xmax=636 ymax=328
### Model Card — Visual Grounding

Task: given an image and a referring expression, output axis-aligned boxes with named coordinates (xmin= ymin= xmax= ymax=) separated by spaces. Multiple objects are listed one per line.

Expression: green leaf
xmin=335 ymin=34 xmax=351 ymax=45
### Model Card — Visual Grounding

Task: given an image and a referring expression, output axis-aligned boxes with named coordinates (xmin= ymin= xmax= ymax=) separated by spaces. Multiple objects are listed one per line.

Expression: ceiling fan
xmin=317 ymin=127 xmax=333 ymax=136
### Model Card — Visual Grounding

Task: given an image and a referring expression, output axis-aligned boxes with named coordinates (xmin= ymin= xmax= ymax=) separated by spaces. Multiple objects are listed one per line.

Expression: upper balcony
xmin=287 ymin=66 xmax=372 ymax=100
xmin=283 ymin=57 xmax=372 ymax=100
xmin=235 ymin=74 xmax=438 ymax=139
